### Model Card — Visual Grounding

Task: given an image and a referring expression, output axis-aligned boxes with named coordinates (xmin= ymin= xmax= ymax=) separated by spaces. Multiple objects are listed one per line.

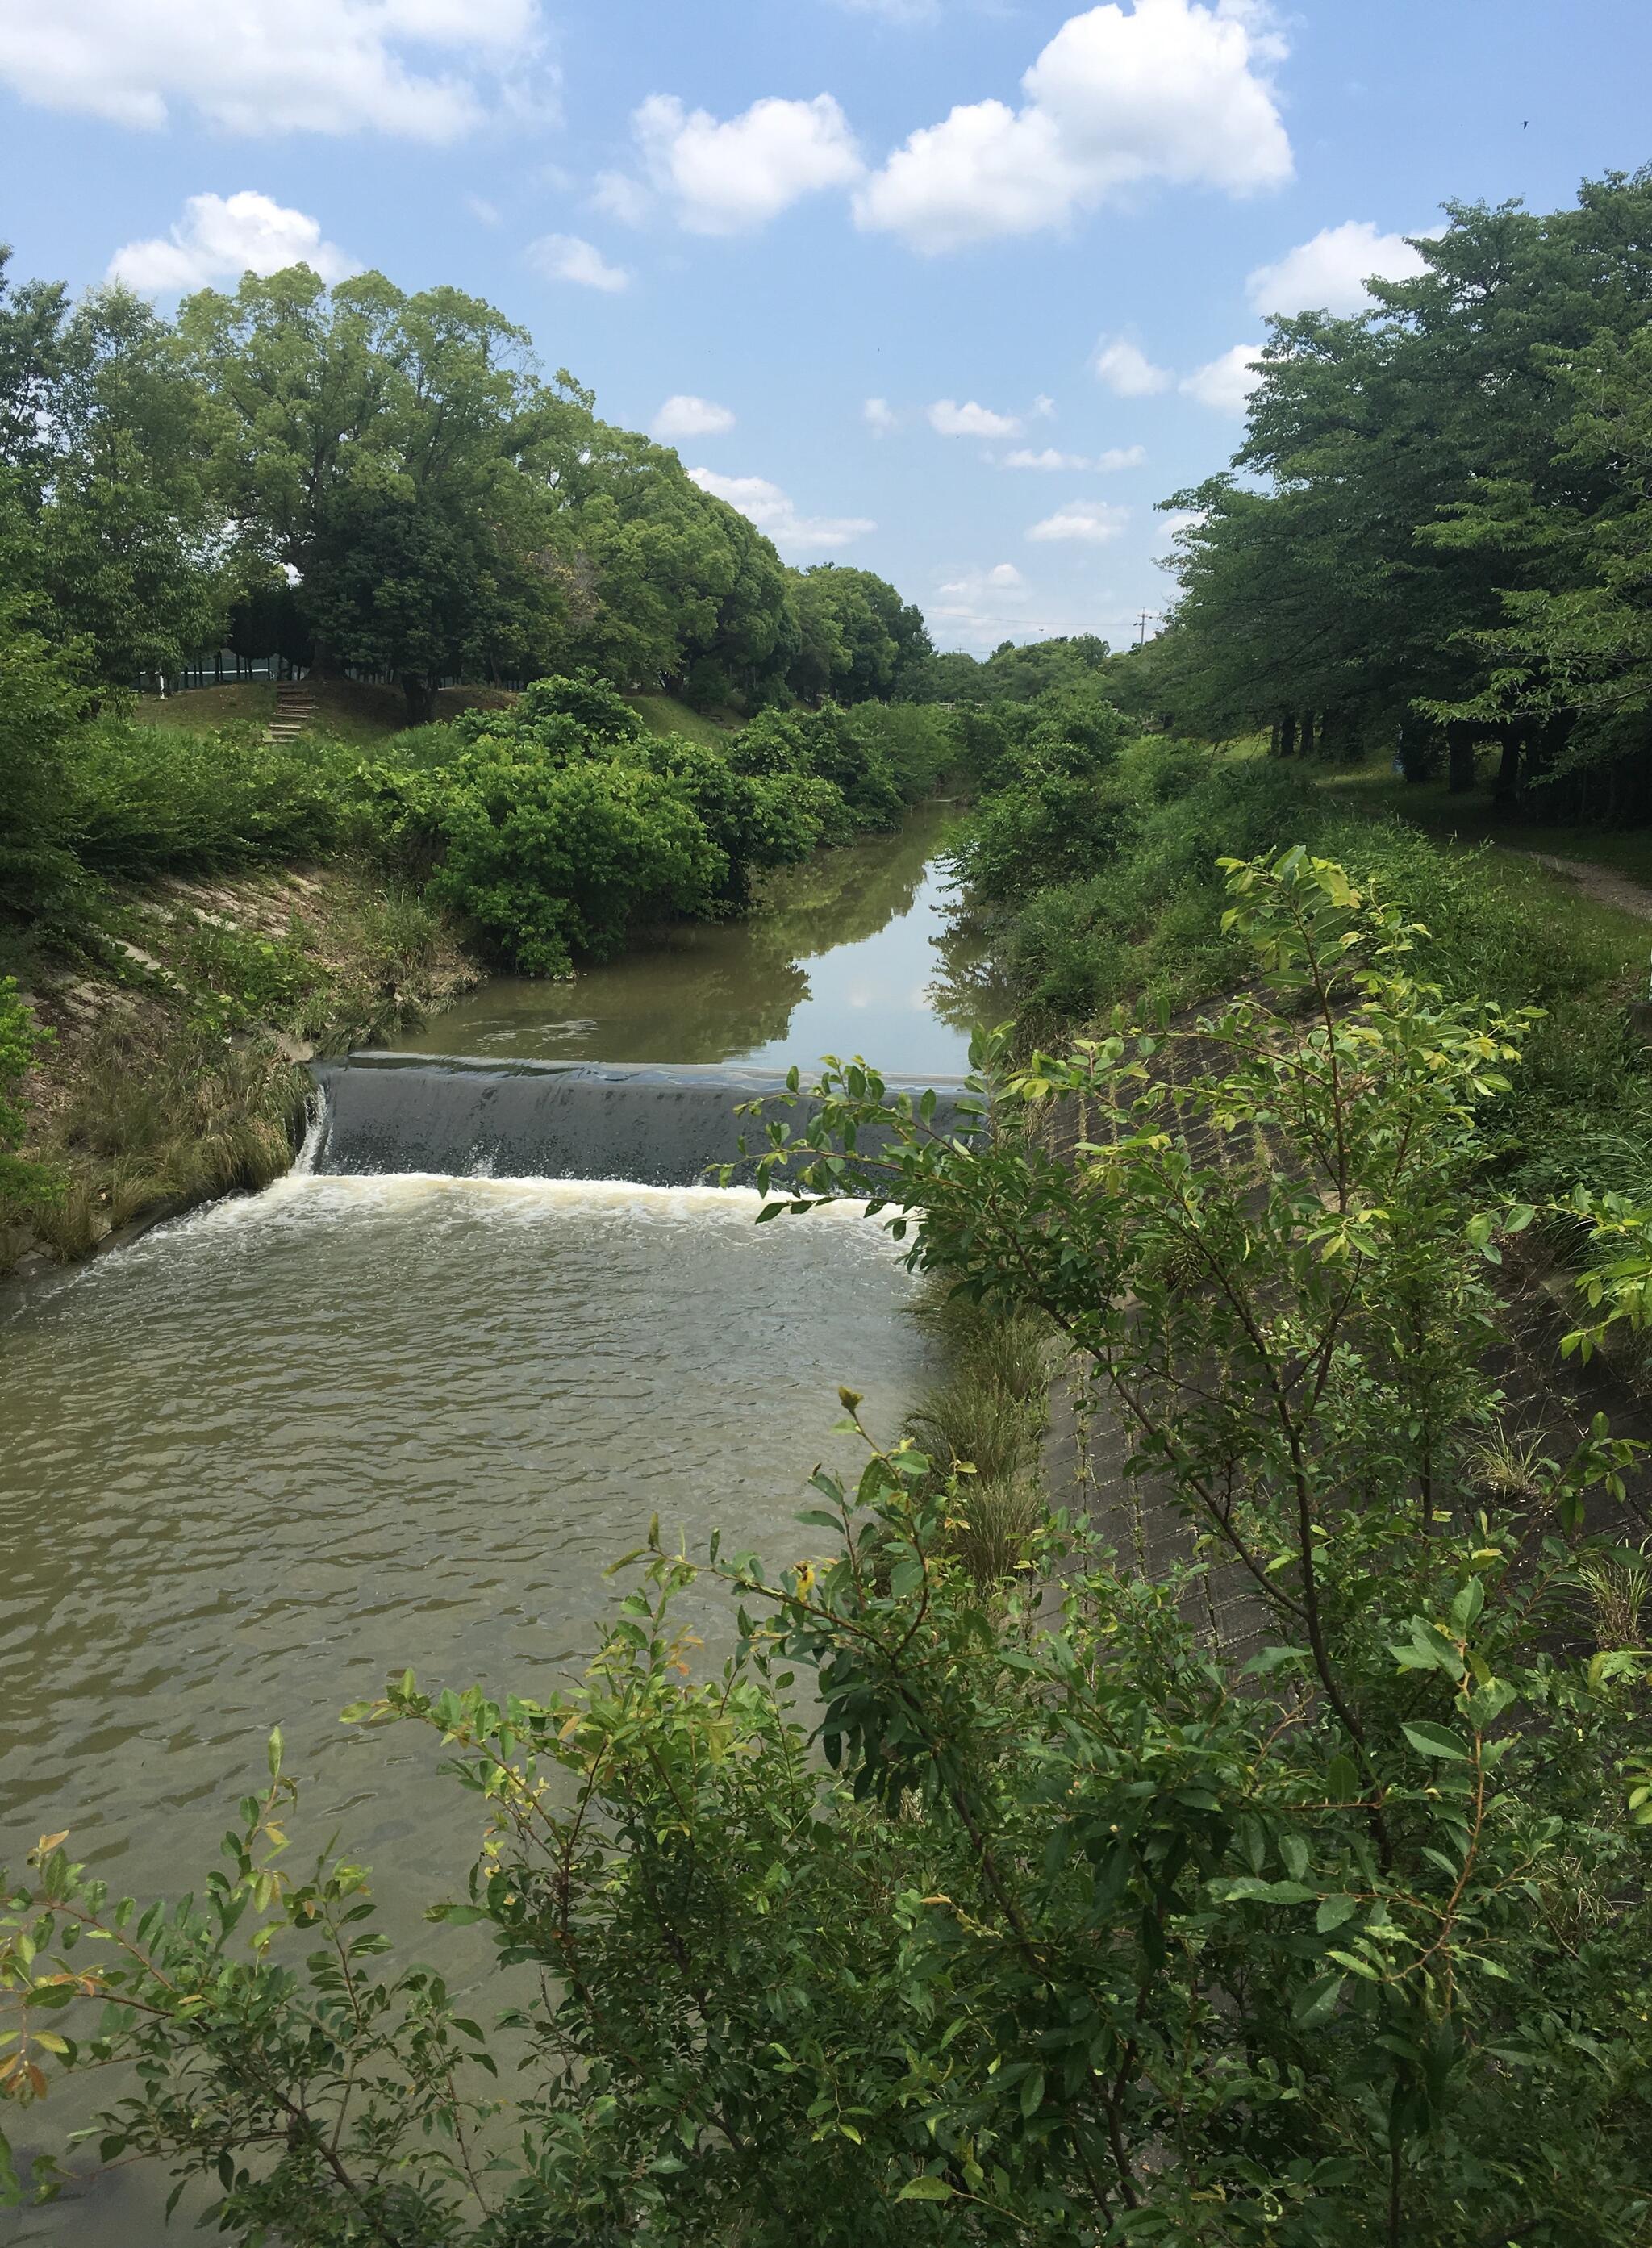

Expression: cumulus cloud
xmin=855 ymin=0 xmax=1292 ymax=253
xmin=1026 ymin=499 xmax=1130 ymax=543
xmin=0 ymin=0 xmax=546 ymax=139
xmin=930 ymin=561 xmax=1032 ymax=645
xmin=465 ymin=194 xmax=501 ymax=225
xmin=527 ymin=233 xmax=630 ymax=292
xmin=1179 ymin=342 xmax=1262 ymax=412
xmin=1003 ymin=441 xmax=1148 ymax=471
xmin=1094 ymin=337 xmax=1171 ymax=396
xmin=1003 ymin=447 xmax=1089 ymax=470
xmin=652 ymin=394 xmax=736 ymax=439
xmin=1155 ymin=506 xmax=1207 ymax=547
xmin=108 ymin=191 xmax=357 ymax=293
xmin=863 ymin=397 xmax=898 ymax=435
xmin=590 ymin=169 xmax=653 ymax=227
xmin=633 ymin=92 xmax=862 ymax=235
xmin=1245 ymin=219 xmax=1429 ymax=316
xmin=689 ymin=467 xmax=874 ymax=555
xmin=929 ymin=397 xmax=1024 ymax=438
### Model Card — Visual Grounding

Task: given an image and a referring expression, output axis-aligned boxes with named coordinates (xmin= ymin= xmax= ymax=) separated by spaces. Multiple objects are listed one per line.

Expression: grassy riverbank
xmin=1 ymin=862 xmax=479 ymax=1274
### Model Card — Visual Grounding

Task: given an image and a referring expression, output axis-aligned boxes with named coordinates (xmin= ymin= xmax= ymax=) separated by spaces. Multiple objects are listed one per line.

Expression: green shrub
xmin=60 ymin=721 xmax=357 ymax=877
xmin=0 ymin=977 xmax=60 ymax=1216
xmin=0 ymin=598 xmax=90 ymax=927
xmin=368 ymin=739 xmax=727 ymax=976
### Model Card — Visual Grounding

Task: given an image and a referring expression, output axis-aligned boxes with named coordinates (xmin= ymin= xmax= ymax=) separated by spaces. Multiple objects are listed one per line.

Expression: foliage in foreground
xmin=4 ymin=853 xmax=1652 ymax=2246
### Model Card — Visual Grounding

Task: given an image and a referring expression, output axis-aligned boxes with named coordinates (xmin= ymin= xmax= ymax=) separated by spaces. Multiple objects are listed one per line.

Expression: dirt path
xmin=1504 ymin=848 xmax=1652 ymax=923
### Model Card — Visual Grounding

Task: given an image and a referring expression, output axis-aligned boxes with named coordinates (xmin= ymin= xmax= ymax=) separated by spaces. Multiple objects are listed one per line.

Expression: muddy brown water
xmin=0 ymin=811 xmax=999 ymax=2241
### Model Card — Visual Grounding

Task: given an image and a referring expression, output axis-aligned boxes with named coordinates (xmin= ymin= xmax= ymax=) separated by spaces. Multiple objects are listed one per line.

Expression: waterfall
xmin=290 ymin=1085 xmax=329 ymax=1178
xmin=307 ymin=1053 xmax=970 ymax=1188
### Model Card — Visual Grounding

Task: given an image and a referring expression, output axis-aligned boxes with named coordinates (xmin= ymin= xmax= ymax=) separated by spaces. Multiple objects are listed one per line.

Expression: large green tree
xmin=1155 ymin=171 xmax=1652 ymax=814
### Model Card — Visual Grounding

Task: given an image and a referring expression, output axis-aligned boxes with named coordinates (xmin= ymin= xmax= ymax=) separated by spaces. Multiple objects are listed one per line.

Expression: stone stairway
xmin=264 ymin=682 xmax=315 ymax=744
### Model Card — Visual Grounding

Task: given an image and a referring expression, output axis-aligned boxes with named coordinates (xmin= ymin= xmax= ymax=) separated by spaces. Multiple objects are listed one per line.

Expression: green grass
xmin=1316 ymin=761 xmax=1652 ymax=889
xmin=625 ymin=693 xmax=740 ymax=747
xmin=131 ymin=682 xmax=277 ymax=731
xmin=130 ymin=678 xmax=524 ymax=750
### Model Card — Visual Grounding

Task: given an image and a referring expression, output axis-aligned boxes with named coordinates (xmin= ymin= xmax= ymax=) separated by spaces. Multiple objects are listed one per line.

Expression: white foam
xmin=183 ymin=1166 xmax=889 ymax=1233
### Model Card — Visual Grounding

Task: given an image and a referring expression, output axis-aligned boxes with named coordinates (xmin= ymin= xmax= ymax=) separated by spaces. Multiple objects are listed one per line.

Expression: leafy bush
xmin=363 ymin=677 xmax=957 ymax=974
xmin=0 ymin=597 xmax=90 ymax=927
xmin=369 ymin=738 xmax=726 ymax=976
xmin=0 ymin=977 xmax=59 ymax=1215
xmin=7 ymin=855 xmax=1650 ymax=2245
xmin=60 ymin=721 xmax=357 ymax=878
xmin=982 ymin=743 xmax=1316 ymax=1019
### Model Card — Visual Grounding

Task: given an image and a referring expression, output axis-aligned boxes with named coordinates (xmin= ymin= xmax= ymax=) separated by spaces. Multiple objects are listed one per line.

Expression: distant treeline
xmin=1132 ymin=168 xmax=1652 ymax=824
xmin=0 ymin=255 xmax=938 ymax=722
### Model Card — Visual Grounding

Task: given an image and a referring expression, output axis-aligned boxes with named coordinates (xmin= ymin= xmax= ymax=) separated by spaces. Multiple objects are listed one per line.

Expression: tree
xmin=1156 ymin=171 xmax=1652 ymax=810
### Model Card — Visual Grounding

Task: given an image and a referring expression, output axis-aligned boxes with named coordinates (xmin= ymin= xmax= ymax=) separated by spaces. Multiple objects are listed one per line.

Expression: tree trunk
xmin=1491 ymin=721 xmax=1523 ymax=811
xmin=1300 ymin=710 xmax=1317 ymax=759
xmin=1446 ymin=721 xmax=1477 ymax=794
xmin=1279 ymin=711 xmax=1298 ymax=760
xmin=402 ymin=671 xmax=436 ymax=727
xmin=1270 ymin=717 xmax=1282 ymax=758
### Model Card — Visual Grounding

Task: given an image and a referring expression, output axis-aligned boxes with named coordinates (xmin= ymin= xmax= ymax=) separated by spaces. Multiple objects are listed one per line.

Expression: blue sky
xmin=2 ymin=0 xmax=1649 ymax=653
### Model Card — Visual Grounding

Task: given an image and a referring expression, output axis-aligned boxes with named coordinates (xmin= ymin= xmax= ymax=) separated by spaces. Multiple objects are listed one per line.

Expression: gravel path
xmin=1505 ymin=848 xmax=1652 ymax=923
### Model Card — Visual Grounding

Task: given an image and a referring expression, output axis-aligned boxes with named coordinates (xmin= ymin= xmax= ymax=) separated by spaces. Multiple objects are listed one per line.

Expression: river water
xmin=0 ymin=809 xmax=995 ymax=2241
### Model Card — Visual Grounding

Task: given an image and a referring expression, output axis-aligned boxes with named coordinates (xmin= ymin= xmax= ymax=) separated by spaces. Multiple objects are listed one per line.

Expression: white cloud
xmin=652 ymin=394 xmax=736 ymax=439
xmin=1245 ymin=219 xmax=1429 ymax=316
xmin=0 ymin=0 xmax=546 ymax=140
xmin=1094 ymin=337 xmax=1170 ymax=396
xmin=1003 ymin=447 xmax=1089 ymax=470
xmin=854 ymin=0 xmax=1292 ymax=253
xmin=633 ymin=92 xmax=862 ymax=235
xmin=108 ymin=191 xmax=357 ymax=293
xmin=930 ymin=561 xmax=1032 ymax=643
xmin=465 ymin=194 xmax=501 ymax=226
xmin=527 ymin=233 xmax=631 ymax=292
xmin=1155 ymin=506 xmax=1206 ymax=547
xmin=1032 ymin=393 xmax=1057 ymax=418
xmin=1026 ymin=499 xmax=1130 ymax=543
xmin=591 ymin=169 xmax=653 ymax=227
xmin=1179 ymin=341 xmax=1262 ymax=412
xmin=688 ymin=467 xmax=874 ymax=555
xmin=1002 ymin=441 xmax=1149 ymax=471
xmin=863 ymin=397 xmax=898 ymax=435
xmin=929 ymin=397 xmax=1024 ymax=437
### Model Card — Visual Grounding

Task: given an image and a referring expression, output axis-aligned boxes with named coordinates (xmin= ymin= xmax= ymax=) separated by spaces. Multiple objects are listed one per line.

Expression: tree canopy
xmin=1142 ymin=170 xmax=1652 ymax=819
xmin=0 ymin=249 xmax=932 ymax=719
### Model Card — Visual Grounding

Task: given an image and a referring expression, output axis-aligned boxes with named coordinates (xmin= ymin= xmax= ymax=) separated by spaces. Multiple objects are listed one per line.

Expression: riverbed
xmin=0 ymin=810 xmax=997 ymax=2242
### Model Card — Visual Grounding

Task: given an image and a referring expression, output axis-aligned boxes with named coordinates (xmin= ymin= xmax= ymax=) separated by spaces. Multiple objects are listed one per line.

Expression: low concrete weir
xmin=308 ymin=1051 xmax=974 ymax=1186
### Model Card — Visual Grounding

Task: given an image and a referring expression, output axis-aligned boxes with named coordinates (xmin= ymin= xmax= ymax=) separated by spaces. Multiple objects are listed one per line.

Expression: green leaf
xmin=1316 ymin=1895 xmax=1358 ymax=1933
xmin=1402 ymin=1721 xmax=1471 ymax=1762
xmin=1209 ymin=1876 xmax=1316 ymax=1906
xmin=1294 ymin=1974 xmax=1345 ymax=2027
xmin=1020 ymin=2067 xmax=1045 ymax=2119
xmin=896 ymin=2176 xmax=957 ymax=2202
xmin=267 ymin=1725 xmax=283 ymax=1779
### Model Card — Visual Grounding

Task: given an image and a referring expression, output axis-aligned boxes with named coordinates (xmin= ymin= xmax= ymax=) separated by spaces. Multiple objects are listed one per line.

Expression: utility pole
xmin=1134 ymin=610 xmax=1158 ymax=649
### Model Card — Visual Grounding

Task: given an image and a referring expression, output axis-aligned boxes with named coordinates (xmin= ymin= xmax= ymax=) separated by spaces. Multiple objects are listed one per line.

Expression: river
xmin=0 ymin=807 xmax=999 ymax=2242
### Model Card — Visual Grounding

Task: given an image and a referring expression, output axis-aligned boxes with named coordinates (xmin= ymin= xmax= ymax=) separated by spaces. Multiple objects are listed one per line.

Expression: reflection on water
xmin=400 ymin=802 xmax=1009 ymax=1070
